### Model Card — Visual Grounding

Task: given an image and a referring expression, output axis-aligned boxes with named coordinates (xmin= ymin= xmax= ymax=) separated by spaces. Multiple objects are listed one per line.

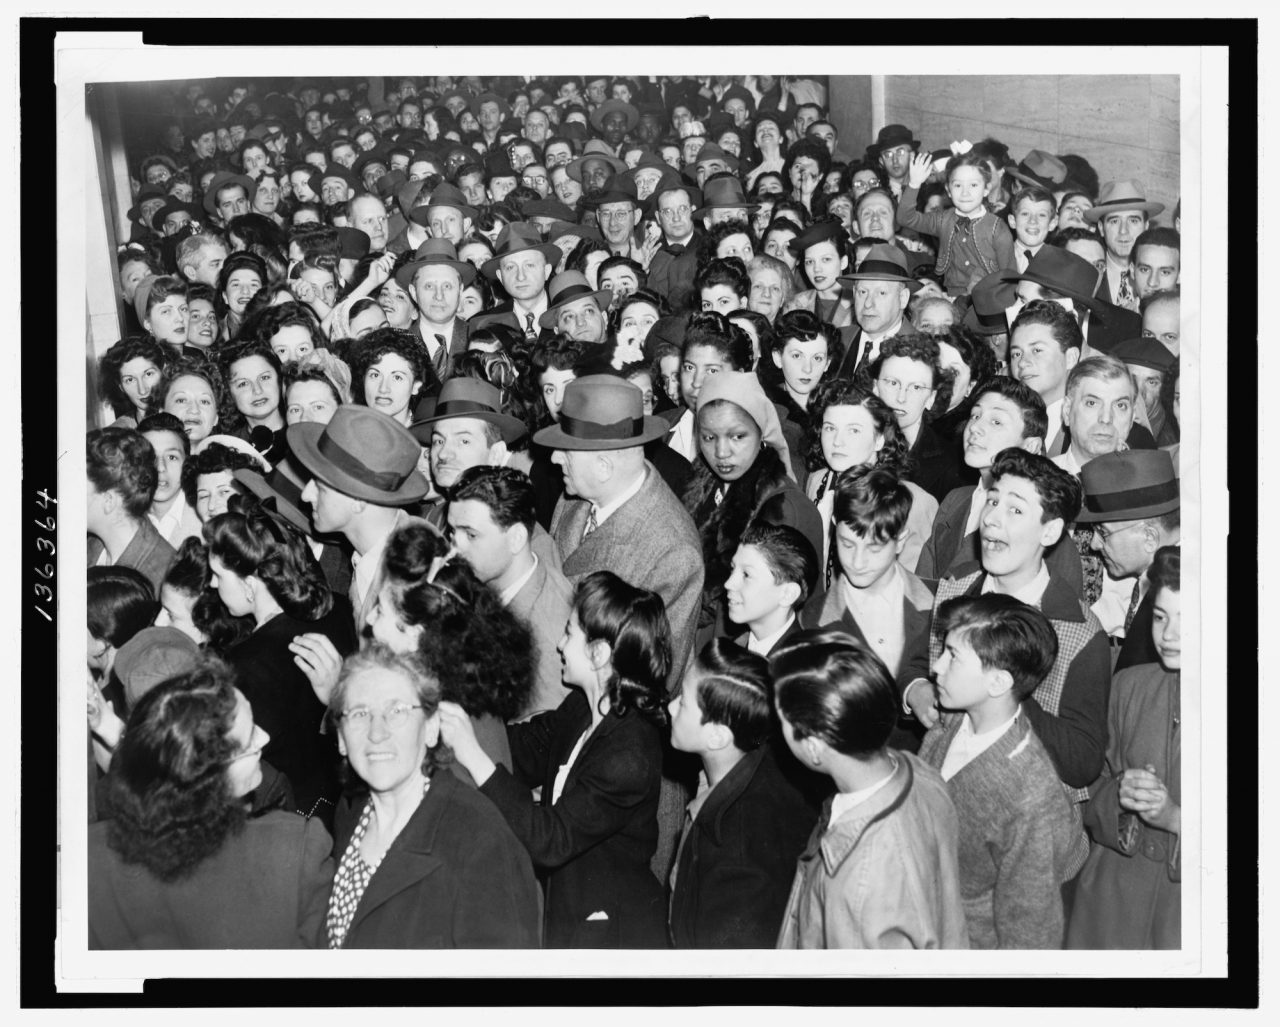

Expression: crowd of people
xmin=85 ymin=72 xmax=1184 ymax=952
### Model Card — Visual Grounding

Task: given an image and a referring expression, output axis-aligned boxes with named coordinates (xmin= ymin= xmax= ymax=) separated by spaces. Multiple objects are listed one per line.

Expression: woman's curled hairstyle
xmin=573 ymin=571 xmax=673 ymax=720
xmin=104 ymin=656 xmax=248 ymax=882
xmin=203 ymin=493 xmax=333 ymax=622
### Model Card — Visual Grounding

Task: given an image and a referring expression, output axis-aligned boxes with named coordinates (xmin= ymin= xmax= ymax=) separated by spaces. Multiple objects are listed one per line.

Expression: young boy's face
xmin=946 ymin=165 xmax=987 ymax=216
xmin=1008 ymin=199 xmax=1057 ymax=249
xmin=834 ymin=522 xmax=903 ymax=589
xmin=963 ymin=393 xmax=1033 ymax=469
xmin=933 ymin=630 xmax=1001 ymax=713
xmin=979 ymin=473 xmax=1061 ymax=580
xmin=773 ymin=335 xmax=830 ymax=403
xmin=1010 ymin=323 xmax=1077 ymax=403
xmin=724 ymin=544 xmax=795 ymax=629
xmin=668 ymin=670 xmax=716 ymax=755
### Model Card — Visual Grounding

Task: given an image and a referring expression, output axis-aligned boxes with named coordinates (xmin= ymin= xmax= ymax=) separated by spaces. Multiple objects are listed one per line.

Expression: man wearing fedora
xmin=396 ymin=238 xmax=474 ymax=382
xmin=694 ymin=175 xmax=759 ymax=231
xmin=535 ymin=375 xmax=704 ymax=683
xmin=470 ymin=223 xmax=561 ymax=339
xmin=566 ymin=140 xmax=629 ymax=195
xmin=833 ymin=242 xmax=919 ymax=379
xmin=203 ymin=171 xmax=255 ymax=227
xmin=1084 ymin=179 xmax=1165 ymax=313
xmin=289 ymin=405 xmax=431 ymax=635
xmin=1077 ymin=449 xmax=1180 ymax=671
xmin=319 ymin=165 xmax=359 ymax=208
xmin=869 ymin=124 xmax=920 ymax=200
xmin=581 ymin=173 xmax=645 ymax=261
xmin=539 ymin=271 xmax=611 ymax=346
xmin=1114 ymin=337 xmax=1178 ymax=448
xmin=691 ymin=143 xmax=737 ymax=190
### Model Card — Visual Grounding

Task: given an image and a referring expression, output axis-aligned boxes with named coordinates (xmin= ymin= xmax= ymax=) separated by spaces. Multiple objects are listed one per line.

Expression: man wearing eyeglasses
xmin=646 ymin=182 xmax=702 ymax=312
xmin=582 ymin=173 xmax=643 ymax=261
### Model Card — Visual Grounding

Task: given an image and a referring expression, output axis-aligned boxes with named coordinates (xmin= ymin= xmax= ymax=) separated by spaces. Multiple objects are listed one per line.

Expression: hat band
xmin=550 ymin=284 xmax=600 ymax=306
xmin=433 ymin=398 xmax=502 ymax=420
xmin=850 ymin=260 xmax=910 ymax=279
xmin=559 ymin=412 xmax=644 ymax=441
xmin=1083 ymin=481 xmax=1178 ymax=516
xmin=1096 ymin=196 xmax=1147 ymax=209
xmin=1016 ymin=161 xmax=1057 ymax=185
xmin=971 ymin=308 xmax=1007 ymax=328
xmin=318 ymin=432 xmax=412 ymax=492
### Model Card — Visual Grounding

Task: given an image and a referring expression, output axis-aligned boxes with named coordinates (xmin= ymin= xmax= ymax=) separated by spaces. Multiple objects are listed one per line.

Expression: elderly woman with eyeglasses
xmin=322 ymin=644 xmax=541 ymax=949
xmin=88 ymin=656 xmax=335 ymax=949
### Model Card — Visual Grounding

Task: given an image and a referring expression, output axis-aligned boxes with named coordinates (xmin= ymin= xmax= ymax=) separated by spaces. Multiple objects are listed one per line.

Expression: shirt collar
xmin=748 ymin=613 xmax=795 ymax=655
xmin=982 ymin=561 xmax=1051 ymax=607
xmin=498 ymin=553 xmax=539 ymax=607
xmin=591 ymin=467 xmax=647 ymax=528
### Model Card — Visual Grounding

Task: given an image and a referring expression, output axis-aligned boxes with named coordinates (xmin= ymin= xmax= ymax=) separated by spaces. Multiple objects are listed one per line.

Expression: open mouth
xmin=715 ymin=463 xmax=737 ymax=477
xmin=980 ymin=536 xmax=1008 ymax=554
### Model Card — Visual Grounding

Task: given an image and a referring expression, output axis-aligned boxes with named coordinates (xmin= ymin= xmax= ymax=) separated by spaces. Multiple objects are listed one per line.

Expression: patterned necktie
xmin=1116 ymin=269 xmax=1138 ymax=312
xmin=432 ymin=334 xmax=448 ymax=379
xmin=1124 ymin=580 xmax=1143 ymax=634
xmin=524 ymin=312 xmax=536 ymax=339
xmin=581 ymin=506 xmax=598 ymax=542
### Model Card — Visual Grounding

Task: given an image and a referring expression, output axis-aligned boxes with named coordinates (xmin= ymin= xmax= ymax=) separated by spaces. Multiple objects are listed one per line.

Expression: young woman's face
xmin=145 ymin=293 xmax=189 ymax=346
xmin=773 ymin=335 xmax=830 ymax=405
xmin=228 ymin=354 xmax=281 ymax=424
xmin=716 ymin=232 xmax=754 ymax=263
xmin=223 ymin=689 xmax=269 ymax=798
xmin=364 ymin=353 xmax=421 ymax=422
xmin=378 ymin=280 xmax=416 ymax=328
xmin=697 ymin=401 xmax=763 ymax=483
xmin=164 ymin=374 xmax=219 ymax=441
xmin=820 ymin=403 xmax=884 ymax=473
xmin=156 ymin=583 xmax=205 ymax=645
xmin=1151 ymin=586 xmax=1181 ymax=671
xmin=223 ymin=269 xmax=263 ymax=315
xmin=195 ymin=471 xmax=238 ymax=523
xmin=367 ymin=584 xmax=424 ymax=655
xmin=119 ymin=356 xmax=161 ymax=413
xmin=557 ymin=609 xmax=597 ymax=690
xmin=268 ymin=324 xmax=316 ymax=364
xmin=724 ymin=543 xmax=792 ymax=629
xmin=208 ymin=552 xmax=253 ymax=618
xmin=350 ymin=303 xmax=390 ymax=337
xmin=187 ymin=298 xmax=219 ymax=349
xmin=285 ymin=379 xmax=340 ymax=426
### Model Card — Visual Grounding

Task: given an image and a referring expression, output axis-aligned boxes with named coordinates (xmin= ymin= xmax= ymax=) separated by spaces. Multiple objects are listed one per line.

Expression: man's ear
xmin=462 ymin=217 xmax=474 ymax=236
xmin=778 ymin=580 xmax=802 ymax=612
xmin=487 ymin=440 xmax=509 ymax=467
xmin=1020 ymin=433 xmax=1044 ymax=456
xmin=506 ymin=520 xmax=530 ymax=556
xmin=180 ymin=263 xmax=197 ymax=282
xmin=897 ymin=284 xmax=911 ymax=309
xmin=986 ymin=667 xmax=1015 ymax=699
xmin=1039 ymin=515 xmax=1066 ymax=549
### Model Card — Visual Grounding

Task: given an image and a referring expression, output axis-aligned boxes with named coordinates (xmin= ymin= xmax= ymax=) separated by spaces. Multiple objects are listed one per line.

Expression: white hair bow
xmin=950 ymin=139 xmax=973 ymax=156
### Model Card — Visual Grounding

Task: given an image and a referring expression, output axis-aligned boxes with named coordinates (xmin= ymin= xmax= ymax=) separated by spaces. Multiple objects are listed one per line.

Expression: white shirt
xmin=981 ymin=561 xmax=1052 ymax=608
xmin=498 ymin=554 xmax=539 ymax=607
xmin=668 ymin=407 xmax=697 ymax=462
xmin=1014 ymin=243 xmax=1044 ymax=274
xmin=1093 ymin=574 xmax=1141 ymax=637
xmin=148 ymin=491 xmax=195 ymax=547
xmin=841 ymin=564 xmax=906 ymax=673
xmin=829 ymin=755 xmax=899 ymax=824
xmin=1051 ymin=448 xmax=1083 ymax=476
xmin=551 ymin=724 xmax=594 ymax=804
xmin=939 ymin=711 xmax=1021 ymax=781
xmin=591 ymin=468 xmax=647 ymax=529
xmin=964 ymin=481 xmax=989 ymax=536
xmin=351 ymin=515 xmax=404 ymax=613
xmin=513 ymin=295 xmax=549 ymax=334
xmin=747 ymin=614 xmax=796 ymax=656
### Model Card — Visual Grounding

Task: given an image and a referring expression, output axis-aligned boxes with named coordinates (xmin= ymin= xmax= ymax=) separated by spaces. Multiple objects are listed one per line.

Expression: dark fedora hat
xmin=129 ymin=186 xmax=170 ymax=226
xmin=999 ymin=247 xmax=1108 ymax=316
xmin=521 ymin=197 xmax=579 ymax=223
xmin=838 ymin=243 xmax=921 ymax=292
xmin=375 ymin=169 xmax=408 ymax=202
xmin=233 ymin=466 xmax=311 ymax=537
xmin=565 ymin=140 xmax=628 ymax=184
xmin=407 ymin=181 xmax=479 ymax=223
xmin=965 ymin=269 xmax=1018 ymax=336
xmin=201 ymin=172 xmax=256 ymax=216
xmin=546 ymin=221 xmax=604 ymax=246
xmin=691 ymin=141 xmax=739 ymax=173
xmin=1007 ymin=149 xmax=1069 ymax=191
xmin=396 ymin=177 xmax=432 ymax=219
xmin=408 ymin=377 xmax=527 ymax=446
xmin=589 ymin=99 xmax=640 ymax=134
xmin=352 ymin=150 xmax=390 ymax=178
xmin=692 ymin=175 xmax=758 ymax=219
xmin=287 ymin=404 xmax=429 ymax=506
xmin=532 ymin=375 xmax=670 ymax=451
xmin=336 ymin=226 xmax=372 ymax=260
xmin=394 ymin=237 xmax=478 ymax=292
xmin=870 ymin=123 xmax=920 ymax=155
xmin=1112 ymin=337 xmax=1175 ymax=373
xmin=1075 ymin=449 xmax=1179 ymax=524
xmin=480 ymin=222 xmax=562 ymax=279
xmin=538 ymin=271 xmax=614 ymax=329
xmin=149 ymin=197 xmax=198 ymax=232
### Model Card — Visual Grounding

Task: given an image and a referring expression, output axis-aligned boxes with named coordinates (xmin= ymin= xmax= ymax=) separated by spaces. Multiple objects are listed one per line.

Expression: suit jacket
xmin=89 ymin=811 xmax=333 ymax=949
xmin=507 ymin=556 xmax=575 ymax=719
xmin=410 ymin=317 xmax=470 ymax=381
xmin=1114 ymin=585 xmax=1159 ymax=672
xmin=328 ymin=770 xmax=541 ymax=949
xmin=87 ymin=518 xmax=176 ymax=597
xmin=551 ymin=462 xmax=704 ymax=682
xmin=668 ymin=746 xmax=819 ymax=948
xmin=646 ymin=236 xmax=702 ymax=312
xmin=470 ymin=299 xmax=551 ymax=341
xmin=915 ymin=485 xmax=1086 ymax=599
xmin=480 ymin=689 xmax=668 ymax=948
xmin=834 ymin=322 xmax=904 ymax=382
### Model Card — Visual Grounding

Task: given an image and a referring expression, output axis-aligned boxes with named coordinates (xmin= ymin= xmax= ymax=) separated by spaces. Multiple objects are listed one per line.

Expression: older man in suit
xmin=87 ymin=427 xmax=176 ymax=596
xmin=470 ymin=223 xmax=560 ymax=340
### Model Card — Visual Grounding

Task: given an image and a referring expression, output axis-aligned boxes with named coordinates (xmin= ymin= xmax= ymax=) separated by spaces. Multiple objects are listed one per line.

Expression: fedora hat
xmin=838 ymin=243 xmax=922 ymax=292
xmin=408 ymin=377 xmax=527 ymax=446
xmin=201 ymin=172 xmax=256 ymax=216
xmin=129 ymin=186 xmax=170 ymax=226
xmin=546 ymin=220 xmax=604 ymax=246
xmin=1075 ymin=449 xmax=1179 ymax=524
xmin=408 ymin=181 xmax=479 ymax=224
xmin=480 ymin=222 xmax=562 ymax=279
xmin=396 ymin=177 xmax=432 ymax=219
xmin=578 ymin=172 xmax=639 ymax=209
xmin=627 ymin=149 xmax=670 ymax=176
xmin=692 ymin=141 xmax=739 ymax=173
xmin=589 ymin=99 xmax=640 ymax=134
xmin=1007 ymin=149 xmax=1069 ymax=191
xmin=692 ymin=176 xmax=758 ymax=219
xmin=375 ymin=169 xmax=408 ymax=201
xmin=870 ymin=124 xmax=919 ymax=156
xmin=999 ymin=247 xmax=1108 ymax=315
xmin=394 ymin=237 xmax=478 ymax=291
xmin=538 ymin=271 xmax=614 ymax=329
xmin=1112 ymin=337 xmax=1176 ymax=373
xmin=287 ymin=404 xmax=429 ymax=506
xmin=1083 ymin=179 xmax=1165 ymax=223
xmin=149 ymin=197 xmax=198 ymax=232
xmin=532 ymin=375 xmax=670 ymax=451
xmin=566 ymin=140 xmax=628 ymax=184
xmin=233 ymin=466 xmax=312 ymax=537
xmin=352 ymin=150 xmax=390 ymax=178
xmin=965 ymin=269 xmax=1018 ymax=336
xmin=521 ymin=197 xmax=579 ymax=223
xmin=336 ymin=226 xmax=372 ymax=260
xmin=114 ymin=627 xmax=200 ymax=708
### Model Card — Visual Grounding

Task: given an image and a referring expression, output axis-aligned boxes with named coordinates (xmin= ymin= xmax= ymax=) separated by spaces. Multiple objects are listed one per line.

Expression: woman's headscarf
xmin=695 ymin=370 xmax=795 ymax=481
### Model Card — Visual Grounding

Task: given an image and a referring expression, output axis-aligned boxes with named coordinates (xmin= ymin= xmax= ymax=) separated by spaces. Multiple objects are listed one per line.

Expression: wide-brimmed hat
xmin=692 ymin=141 xmax=739 ymax=173
xmin=408 ymin=377 xmax=527 ymax=446
xmin=999 ymin=247 xmax=1108 ymax=315
xmin=627 ymin=150 xmax=670 ymax=176
xmin=870 ymin=124 xmax=919 ymax=156
xmin=692 ymin=175 xmax=757 ymax=219
xmin=965 ymin=270 xmax=1018 ymax=336
xmin=1112 ymin=337 xmax=1176 ymax=372
xmin=589 ymin=99 xmax=640 ymax=134
xmin=201 ymin=172 xmax=256 ymax=216
xmin=113 ymin=627 xmax=200 ymax=708
xmin=565 ymin=140 xmax=628 ymax=184
xmin=469 ymin=91 xmax=510 ymax=120
xmin=480 ymin=222 xmax=562 ymax=279
xmin=538 ymin=271 xmax=614 ymax=329
xmin=352 ymin=150 xmax=390 ymax=179
xmin=1083 ymin=179 xmax=1165 ymax=223
xmin=1075 ymin=449 xmax=1179 ymax=524
xmin=1007 ymin=149 xmax=1070 ymax=191
xmin=149 ymin=198 xmax=198 ymax=232
xmin=578 ymin=172 xmax=639 ymax=209
xmin=287 ymin=404 xmax=429 ymax=506
xmin=838 ymin=243 xmax=922 ymax=292
xmin=318 ymin=165 xmax=361 ymax=194
xmin=394 ymin=237 xmax=478 ymax=291
xmin=408 ymin=181 xmax=479 ymax=224
xmin=532 ymin=375 xmax=670 ymax=451
xmin=233 ymin=466 xmax=312 ymax=537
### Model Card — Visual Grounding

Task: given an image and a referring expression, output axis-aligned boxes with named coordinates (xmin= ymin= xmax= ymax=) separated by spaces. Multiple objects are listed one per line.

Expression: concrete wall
xmin=879 ymin=75 xmax=1180 ymax=217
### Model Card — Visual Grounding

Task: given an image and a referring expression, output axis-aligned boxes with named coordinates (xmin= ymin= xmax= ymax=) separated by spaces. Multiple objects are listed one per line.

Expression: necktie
xmin=432 ymin=334 xmax=448 ymax=378
xmin=1124 ymin=580 xmax=1143 ymax=634
xmin=581 ymin=506 xmax=598 ymax=542
xmin=524 ymin=312 xmax=536 ymax=339
xmin=1116 ymin=269 xmax=1137 ymax=312
xmin=1024 ymin=248 xmax=1033 ymax=267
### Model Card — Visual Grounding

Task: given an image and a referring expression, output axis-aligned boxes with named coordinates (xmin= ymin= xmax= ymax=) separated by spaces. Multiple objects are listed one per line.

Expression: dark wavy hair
xmin=771 ymin=628 xmax=898 ymax=758
xmin=935 ymin=593 xmax=1058 ymax=703
xmin=346 ymin=326 xmax=436 ymax=404
xmin=803 ymin=379 xmax=911 ymax=477
xmin=690 ymin=638 xmax=773 ymax=752
xmin=989 ymin=448 xmax=1084 ymax=525
xmin=1149 ymin=545 xmax=1180 ymax=595
xmin=104 ymin=656 xmax=248 ymax=881
xmin=151 ymin=352 xmax=232 ymax=430
xmin=573 ymin=571 xmax=672 ymax=718
xmin=782 ymin=138 xmax=832 ymax=199
xmin=180 ymin=442 xmax=257 ymax=510
xmin=88 ymin=427 xmax=159 ymax=518
xmin=99 ymin=337 xmax=172 ymax=418
xmin=214 ymin=250 xmax=269 ymax=317
xmin=203 ymin=494 xmax=333 ymax=621
xmin=88 ymin=565 xmax=159 ymax=647
xmin=162 ymin=537 xmax=254 ymax=653
xmin=246 ymin=299 xmax=327 ymax=356
xmin=381 ymin=522 xmax=535 ymax=721
xmin=926 ymin=322 xmax=999 ymax=416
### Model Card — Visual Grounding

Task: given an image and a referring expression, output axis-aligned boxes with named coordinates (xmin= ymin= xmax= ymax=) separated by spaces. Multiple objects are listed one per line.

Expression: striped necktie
xmin=581 ymin=506 xmax=598 ymax=542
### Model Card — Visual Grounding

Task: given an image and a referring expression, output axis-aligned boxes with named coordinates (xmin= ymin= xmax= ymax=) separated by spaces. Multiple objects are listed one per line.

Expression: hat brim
xmin=287 ymin=421 xmax=429 ymax=506
xmin=565 ymin=153 xmax=629 ymax=183
xmin=996 ymin=269 xmax=1108 ymax=316
xmin=1006 ymin=168 xmax=1061 ymax=191
xmin=481 ymin=242 xmax=562 ymax=280
xmin=962 ymin=306 xmax=1008 ymax=337
xmin=538 ymin=287 xmax=615 ymax=329
xmin=409 ymin=409 xmax=528 ymax=446
xmin=1082 ymin=201 xmax=1165 ymax=223
xmin=589 ymin=107 xmax=640 ymax=133
xmin=532 ymin=414 xmax=670 ymax=451
xmin=232 ymin=468 xmax=313 ymax=537
xmin=1074 ymin=495 xmax=1180 ymax=525
xmin=394 ymin=256 xmax=478 ymax=292
xmin=691 ymin=200 xmax=758 ymax=219
xmin=837 ymin=272 xmax=923 ymax=293
xmin=409 ymin=201 xmax=480 ymax=225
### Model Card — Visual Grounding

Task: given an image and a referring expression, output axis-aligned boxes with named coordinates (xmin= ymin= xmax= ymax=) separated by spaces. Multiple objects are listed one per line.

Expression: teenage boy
xmin=1007 ymin=186 xmax=1058 ymax=273
xmin=666 ymin=638 xmax=819 ymax=948
xmin=1128 ymin=227 xmax=1180 ymax=301
xmin=724 ymin=523 xmax=817 ymax=656
xmin=137 ymin=412 xmax=202 ymax=547
xmin=903 ymin=449 xmax=1111 ymax=816
xmin=1008 ymin=299 xmax=1082 ymax=456
xmin=920 ymin=593 xmax=1088 ymax=948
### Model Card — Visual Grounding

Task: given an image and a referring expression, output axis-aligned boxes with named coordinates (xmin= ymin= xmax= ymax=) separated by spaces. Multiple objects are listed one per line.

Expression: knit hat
xmin=695 ymin=371 xmax=795 ymax=481
xmin=113 ymin=627 xmax=200 ymax=708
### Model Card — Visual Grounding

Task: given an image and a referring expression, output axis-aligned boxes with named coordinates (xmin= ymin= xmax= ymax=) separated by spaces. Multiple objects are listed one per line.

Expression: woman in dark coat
xmin=205 ymin=494 xmax=356 ymax=824
xmin=440 ymin=571 xmax=672 ymax=949
xmin=323 ymin=645 xmax=541 ymax=949
xmin=89 ymin=657 xmax=333 ymax=948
